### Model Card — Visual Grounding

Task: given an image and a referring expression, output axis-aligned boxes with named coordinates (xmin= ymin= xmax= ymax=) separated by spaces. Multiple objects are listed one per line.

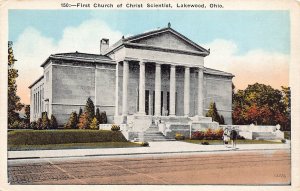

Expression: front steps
xmin=134 ymin=126 xmax=175 ymax=142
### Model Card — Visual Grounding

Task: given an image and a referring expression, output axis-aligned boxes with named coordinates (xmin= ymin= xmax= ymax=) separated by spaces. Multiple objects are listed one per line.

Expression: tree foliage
xmin=90 ymin=117 xmax=98 ymax=129
xmin=205 ymin=102 xmax=225 ymax=125
xmin=232 ymin=83 xmax=290 ymax=130
xmin=85 ymin=97 xmax=95 ymax=123
xmin=24 ymin=105 xmax=30 ymax=124
xmin=8 ymin=41 xmax=24 ymax=126
xmin=77 ymin=112 xmax=90 ymax=129
xmin=95 ymin=108 xmax=101 ymax=125
xmin=65 ymin=111 xmax=78 ymax=129
xmin=41 ymin=112 xmax=50 ymax=129
xmin=50 ymin=115 xmax=58 ymax=129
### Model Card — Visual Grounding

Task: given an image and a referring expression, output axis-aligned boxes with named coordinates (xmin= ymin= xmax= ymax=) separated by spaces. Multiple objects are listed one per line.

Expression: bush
xmin=175 ymin=133 xmax=185 ymax=140
xmin=30 ymin=121 xmax=38 ymax=130
xmin=8 ymin=130 xmax=128 ymax=145
xmin=281 ymin=139 xmax=286 ymax=143
xmin=41 ymin=112 xmax=50 ymax=129
xmin=192 ymin=131 xmax=205 ymax=140
xmin=90 ymin=117 xmax=99 ymax=129
xmin=36 ymin=118 xmax=42 ymax=130
xmin=141 ymin=142 xmax=149 ymax=147
xmin=100 ymin=111 xmax=107 ymax=124
xmin=49 ymin=115 xmax=58 ymax=129
xmin=111 ymin=124 xmax=120 ymax=131
xmin=65 ymin=112 xmax=78 ymax=129
xmin=77 ymin=112 xmax=90 ymax=129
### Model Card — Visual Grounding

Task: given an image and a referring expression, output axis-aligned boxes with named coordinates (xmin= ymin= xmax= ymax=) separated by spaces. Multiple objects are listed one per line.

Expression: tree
xmin=8 ymin=41 xmax=24 ymax=126
xmin=24 ymin=105 xmax=30 ymax=124
xmin=100 ymin=111 xmax=108 ymax=124
xmin=232 ymin=83 xmax=291 ymax=129
xmin=206 ymin=102 xmax=225 ymax=125
xmin=41 ymin=112 xmax=50 ymax=129
xmin=78 ymin=107 xmax=83 ymax=121
xmin=49 ymin=115 xmax=58 ymax=129
xmin=36 ymin=118 xmax=42 ymax=130
xmin=85 ymin=97 xmax=95 ymax=123
xmin=77 ymin=112 xmax=89 ymax=129
xmin=64 ymin=111 xmax=78 ymax=129
xmin=90 ymin=117 xmax=98 ymax=129
xmin=95 ymin=108 xmax=101 ymax=125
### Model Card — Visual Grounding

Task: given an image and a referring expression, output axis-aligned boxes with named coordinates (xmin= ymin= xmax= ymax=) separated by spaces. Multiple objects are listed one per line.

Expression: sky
xmin=9 ymin=10 xmax=290 ymax=104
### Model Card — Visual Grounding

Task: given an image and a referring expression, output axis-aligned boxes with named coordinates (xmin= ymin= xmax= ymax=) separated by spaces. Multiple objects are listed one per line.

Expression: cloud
xmin=203 ymin=39 xmax=289 ymax=90
xmin=14 ymin=19 xmax=123 ymax=104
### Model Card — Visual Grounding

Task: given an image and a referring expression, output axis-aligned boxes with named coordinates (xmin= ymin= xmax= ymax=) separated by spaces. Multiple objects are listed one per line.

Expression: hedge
xmin=8 ymin=130 xmax=128 ymax=145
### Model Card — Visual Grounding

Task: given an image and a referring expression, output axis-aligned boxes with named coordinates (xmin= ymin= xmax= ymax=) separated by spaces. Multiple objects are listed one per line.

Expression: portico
xmin=117 ymin=60 xmax=205 ymax=119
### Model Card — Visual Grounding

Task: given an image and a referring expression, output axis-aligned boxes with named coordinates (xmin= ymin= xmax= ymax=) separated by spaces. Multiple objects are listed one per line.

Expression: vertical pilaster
xmin=169 ymin=65 xmax=176 ymax=116
xmin=154 ymin=63 xmax=161 ymax=116
xmin=198 ymin=67 xmax=204 ymax=116
xmin=184 ymin=66 xmax=190 ymax=117
xmin=138 ymin=61 xmax=146 ymax=115
xmin=115 ymin=62 xmax=119 ymax=116
xmin=122 ymin=61 xmax=129 ymax=116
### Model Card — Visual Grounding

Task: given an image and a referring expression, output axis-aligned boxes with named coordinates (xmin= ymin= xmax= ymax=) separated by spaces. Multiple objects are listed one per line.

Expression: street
xmin=8 ymin=149 xmax=290 ymax=185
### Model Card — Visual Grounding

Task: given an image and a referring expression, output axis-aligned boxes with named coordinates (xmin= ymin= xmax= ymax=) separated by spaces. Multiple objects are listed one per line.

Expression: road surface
xmin=8 ymin=149 xmax=290 ymax=185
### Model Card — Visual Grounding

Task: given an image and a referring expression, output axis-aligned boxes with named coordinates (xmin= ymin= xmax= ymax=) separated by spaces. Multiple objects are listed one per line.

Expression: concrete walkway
xmin=8 ymin=141 xmax=291 ymax=160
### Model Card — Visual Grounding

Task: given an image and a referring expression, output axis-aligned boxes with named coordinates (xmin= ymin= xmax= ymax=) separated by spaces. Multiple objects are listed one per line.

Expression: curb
xmin=7 ymin=147 xmax=290 ymax=160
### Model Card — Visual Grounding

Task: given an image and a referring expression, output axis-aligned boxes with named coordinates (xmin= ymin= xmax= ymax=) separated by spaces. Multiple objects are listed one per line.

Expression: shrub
xmin=36 ymin=118 xmax=42 ymax=130
xmin=90 ymin=117 xmax=99 ymax=129
xmin=175 ymin=133 xmax=185 ymax=140
xmin=65 ymin=112 xmax=78 ymax=129
xmin=10 ymin=121 xmax=21 ymax=129
xmin=192 ymin=131 xmax=205 ymax=140
xmin=49 ymin=115 xmax=58 ymax=129
xmin=30 ymin=121 xmax=38 ymax=130
xmin=85 ymin=97 xmax=95 ymax=123
xmin=8 ymin=130 xmax=128 ymax=145
xmin=281 ymin=139 xmax=286 ymax=143
xmin=111 ymin=124 xmax=120 ymax=131
xmin=95 ymin=108 xmax=101 ymax=125
xmin=41 ymin=112 xmax=50 ymax=129
xmin=204 ymin=128 xmax=214 ymax=140
xmin=100 ymin=111 xmax=107 ymax=124
xmin=214 ymin=128 xmax=224 ymax=140
xmin=141 ymin=142 xmax=149 ymax=147
xmin=77 ymin=112 xmax=90 ymax=129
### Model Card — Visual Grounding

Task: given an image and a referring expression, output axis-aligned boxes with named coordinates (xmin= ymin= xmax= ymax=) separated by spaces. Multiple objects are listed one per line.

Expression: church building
xmin=29 ymin=24 xmax=234 ymax=131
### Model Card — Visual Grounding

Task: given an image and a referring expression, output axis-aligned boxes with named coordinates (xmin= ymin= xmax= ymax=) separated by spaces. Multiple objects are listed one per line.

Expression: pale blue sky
xmin=9 ymin=10 xmax=290 ymax=55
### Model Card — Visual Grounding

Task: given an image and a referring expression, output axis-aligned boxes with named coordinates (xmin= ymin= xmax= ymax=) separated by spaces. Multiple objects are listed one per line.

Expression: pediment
xmin=128 ymin=30 xmax=206 ymax=53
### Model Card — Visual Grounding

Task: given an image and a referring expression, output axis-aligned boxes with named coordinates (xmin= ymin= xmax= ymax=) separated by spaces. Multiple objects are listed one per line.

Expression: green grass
xmin=8 ymin=142 xmax=142 ymax=151
xmin=8 ymin=129 xmax=128 ymax=145
xmin=183 ymin=139 xmax=283 ymax=145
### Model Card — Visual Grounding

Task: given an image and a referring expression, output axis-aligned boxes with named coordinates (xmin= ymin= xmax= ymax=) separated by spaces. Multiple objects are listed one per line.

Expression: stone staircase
xmin=134 ymin=125 xmax=175 ymax=142
xmin=253 ymin=132 xmax=279 ymax=140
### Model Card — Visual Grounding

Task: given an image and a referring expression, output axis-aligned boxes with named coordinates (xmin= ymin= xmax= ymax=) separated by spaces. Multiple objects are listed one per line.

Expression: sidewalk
xmin=8 ymin=141 xmax=291 ymax=160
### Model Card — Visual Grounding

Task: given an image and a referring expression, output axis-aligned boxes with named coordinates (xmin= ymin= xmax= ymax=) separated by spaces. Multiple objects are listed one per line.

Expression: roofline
xmin=41 ymin=53 xmax=116 ymax=67
xmin=204 ymin=67 xmax=235 ymax=78
xmin=106 ymin=27 xmax=210 ymax=56
xmin=28 ymin=75 xmax=44 ymax=89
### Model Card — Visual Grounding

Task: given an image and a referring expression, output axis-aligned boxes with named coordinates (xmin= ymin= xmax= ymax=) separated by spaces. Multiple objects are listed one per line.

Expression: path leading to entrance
xmin=8 ymin=141 xmax=290 ymax=160
xmin=8 ymin=149 xmax=290 ymax=185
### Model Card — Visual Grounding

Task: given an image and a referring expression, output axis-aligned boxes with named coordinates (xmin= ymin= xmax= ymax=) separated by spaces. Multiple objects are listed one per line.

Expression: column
xmin=115 ymin=62 xmax=119 ymax=116
xmin=138 ymin=61 xmax=146 ymax=115
xmin=122 ymin=61 xmax=129 ymax=116
xmin=154 ymin=63 xmax=161 ymax=116
xmin=184 ymin=66 xmax=190 ymax=116
xmin=198 ymin=67 xmax=204 ymax=116
xmin=169 ymin=65 xmax=176 ymax=116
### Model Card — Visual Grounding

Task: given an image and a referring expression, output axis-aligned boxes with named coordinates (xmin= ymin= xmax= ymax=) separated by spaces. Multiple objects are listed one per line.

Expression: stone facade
xmin=29 ymin=25 xmax=234 ymax=128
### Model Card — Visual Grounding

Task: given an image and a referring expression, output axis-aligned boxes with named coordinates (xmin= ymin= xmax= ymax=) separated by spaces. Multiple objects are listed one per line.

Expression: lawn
xmin=8 ymin=142 xmax=142 ymax=151
xmin=183 ymin=139 xmax=283 ymax=145
xmin=8 ymin=129 xmax=142 ymax=151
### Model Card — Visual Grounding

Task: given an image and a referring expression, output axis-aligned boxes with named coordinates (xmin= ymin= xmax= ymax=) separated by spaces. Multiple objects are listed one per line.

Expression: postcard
xmin=1 ymin=0 xmax=299 ymax=190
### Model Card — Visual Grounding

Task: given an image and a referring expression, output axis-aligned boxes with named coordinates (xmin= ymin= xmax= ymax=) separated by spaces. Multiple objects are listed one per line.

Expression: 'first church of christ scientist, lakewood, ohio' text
xmin=29 ymin=23 xmax=234 ymax=137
